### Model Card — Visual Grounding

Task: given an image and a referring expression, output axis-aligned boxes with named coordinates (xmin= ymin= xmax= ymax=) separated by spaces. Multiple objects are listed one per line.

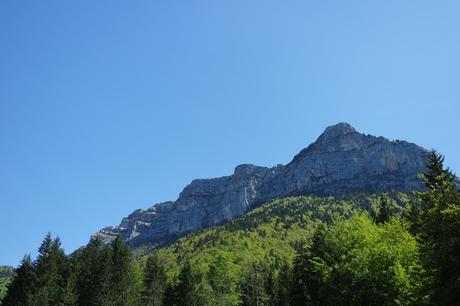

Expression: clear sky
xmin=1 ymin=1 xmax=459 ymax=266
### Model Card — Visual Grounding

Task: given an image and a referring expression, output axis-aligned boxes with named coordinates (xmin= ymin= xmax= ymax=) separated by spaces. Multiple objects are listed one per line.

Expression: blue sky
xmin=1 ymin=1 xmax=459 ymax=266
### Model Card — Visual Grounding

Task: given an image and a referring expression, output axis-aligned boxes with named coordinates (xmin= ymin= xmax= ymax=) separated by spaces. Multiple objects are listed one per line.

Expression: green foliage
xmin=240 ymin=262 xmax=270 ymax=306
xmin=0 ymin=265 xmax=13 ymax=304
xmin=295 ymin=215 xmax=425 ymax=305
xmin=143 ymin=253 xmax=167 ymax=306
xmin=373 ymin=195 xmax=394 ymax=224
xmin=207 ymin=251 xmax=240 ymax=306
xmin=416 ymin=150 xmax=460 ymax=305
xmin=173 ymin=263 xmax=200 ymax=306
xmin=2 ymin=256 xmax=37 ymax=306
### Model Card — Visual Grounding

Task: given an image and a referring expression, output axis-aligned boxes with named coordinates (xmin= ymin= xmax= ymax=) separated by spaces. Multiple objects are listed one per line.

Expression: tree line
xmin=2 ymin=150 xmax=459 ymax=306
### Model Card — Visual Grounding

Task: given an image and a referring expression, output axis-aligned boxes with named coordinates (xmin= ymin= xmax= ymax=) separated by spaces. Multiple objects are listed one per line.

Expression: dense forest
xmin=1 ymin=150 xmax=459 ymax=306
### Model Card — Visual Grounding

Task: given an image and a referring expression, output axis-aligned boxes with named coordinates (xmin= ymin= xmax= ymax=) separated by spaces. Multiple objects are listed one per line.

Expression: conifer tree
xmin=2 ymin=255 xmax=37 ymax=306
xmin=374 ymin=195 xmax=393 ymax=224
xmin=418 ymin=150 xmax=460 ymax=304
xmin=143 ymin=253 xmax=167 ymax=306
xmin=174 ymin=263 xmax=196 ymax=306
xmin=274 ymin=260 xmax=291 ymax=306
xmin=34 ymin=235 xmax=67 ymax=306
xmin=422 ymin=150 xmax=455 ymax=190
xmin=162 ymin=283 xmax=176 ymax=306
xmin=75 ymin=237 xmax=112 ymax=306
xmin=240 ymin=262 xmax=269 ymax=306
xmin=290 ymin=246 xmax=311 ymax=306
xmin=108 ymin=236 xmax=136 ymax=306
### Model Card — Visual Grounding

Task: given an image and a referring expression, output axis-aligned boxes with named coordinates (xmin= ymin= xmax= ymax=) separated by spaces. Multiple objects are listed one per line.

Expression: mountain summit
xmin=95 ymin=123 xmax=428 ymax=248
xmin=317 ymin=122 xmax=357 ymax=142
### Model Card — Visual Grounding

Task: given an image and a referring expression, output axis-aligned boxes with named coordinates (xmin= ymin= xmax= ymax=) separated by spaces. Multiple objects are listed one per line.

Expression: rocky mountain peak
xmin=316 ymin=122 xmax=358 ymax=143
xmin=94 ymin=123 xmax=428 ymax=249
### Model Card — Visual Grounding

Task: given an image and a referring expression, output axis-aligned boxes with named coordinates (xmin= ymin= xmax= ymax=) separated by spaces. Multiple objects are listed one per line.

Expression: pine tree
xmin=274 ymin=260 xmax=291 ymax=306
xmin=34 ymin=234 xmax=68 ymax=306
xmin=108 ymin=236 xmax=136 ymax=306
xmin=162 ymin=283 xmax=176 ymax=306
xmin=240 ymin=262 xmax=269 ymax=306
xmin=422 ymin=150 xmax=455 ymax=191
xmin=290 ymin=246 xmax=311 ymax=306
xmin=75 ymin=237 xmax=112 ymax=306
xmin=2 ymin=255 xmax=37 ymax=306
xmin=374 ymin=195 xmax=393 ymax=224
xmin=417 ymin=150 xmax=460 ymax=305
xmin=174 ymin=263 xmax=196 ymax=306
xmin=143 ymin=253 xmax=167 ymax=306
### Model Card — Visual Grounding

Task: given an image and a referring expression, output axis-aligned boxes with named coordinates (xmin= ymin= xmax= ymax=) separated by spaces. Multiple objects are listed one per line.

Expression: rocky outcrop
xmin=95 ymin=123 xmax=428 ymax=247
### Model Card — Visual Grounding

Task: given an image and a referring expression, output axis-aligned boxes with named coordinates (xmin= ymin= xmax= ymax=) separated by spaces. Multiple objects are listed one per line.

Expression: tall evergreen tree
xmin=2 ymin=255 xmax=37 ymax=306
xmin=75 ymin=237 xmax=112 ymax=306
xmin=274 ymin=260 xmax=291 ymax=306
xmin=422 ymin=150 xmax=455 ymax=190
xmin=174 ymin=263 xmax=196 ymax=306
xmin=418 ymin=150 xmax=460 ymax=305
xmin=143 ymin=253 xmax=167 ymax=306
xmin=240 ymin=262 xmax=269 ymax=306
xmin=290 ymin=246 xmax=310 ymax=306
xmin=34 ymin=235 xmax=68 ymax=306
xmin=374 ymin=195 xmax=393 ymax=224
xmin=108 ymin=236 xmax=136 ymax=306
xmin=162 ymin=283 xmax=176 ymax=306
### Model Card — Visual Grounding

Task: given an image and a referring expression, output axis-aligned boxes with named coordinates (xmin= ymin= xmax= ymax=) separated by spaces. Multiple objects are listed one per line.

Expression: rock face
xmin=95 ymin=123 xmax=428 ymax=247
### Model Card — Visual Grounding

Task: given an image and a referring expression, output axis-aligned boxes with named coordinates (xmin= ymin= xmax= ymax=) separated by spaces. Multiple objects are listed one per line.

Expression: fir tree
xmin=240 ymin=262 xmax=269 ymax=306
xmin=418 ymin=150 xmax=460 ymax=305
xmin=174 ymin=263 xmax=196 ymax=306
xmin=34 ymin=235 xmax=68 ymax=306
xmin=75 ymin=237 xmax=112 ymax=306
xmin=374 ymin=195 xmax=393 ymax=224
xmin=162 ymin=283 xmax=176 ymax=306
xmin=108 ymin=236 xmax=136 ymax=306
xmin=422 ymin=150 xmax=455 ymax=191
xmin=2 ymin=255 xmax=37 ymax=306
xmin=143 ymin=253 xmax=167 ymax=306
xmin=274 ymin=260 xmax=291 ymax=306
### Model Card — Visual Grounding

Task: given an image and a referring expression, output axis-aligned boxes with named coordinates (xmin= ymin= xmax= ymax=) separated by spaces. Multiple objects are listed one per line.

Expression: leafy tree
xmin=305 ymin=215 xmax=425 ymax=305
xmin=2 ymin=255 xmax=37 ymax=306
xmin=207 ymin=251 xmax=240 ymax=306
xmin=143 ymin=253 xmax=167 ymax=306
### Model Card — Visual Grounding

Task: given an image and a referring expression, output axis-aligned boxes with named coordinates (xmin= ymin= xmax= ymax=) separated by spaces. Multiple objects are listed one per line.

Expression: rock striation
xmin=95 ymin=123 xmax=428 ymax=247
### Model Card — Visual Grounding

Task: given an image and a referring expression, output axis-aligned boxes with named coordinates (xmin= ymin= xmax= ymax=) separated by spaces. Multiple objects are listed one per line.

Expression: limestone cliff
xmin=95 ymin=123 xmax=428 ymax=247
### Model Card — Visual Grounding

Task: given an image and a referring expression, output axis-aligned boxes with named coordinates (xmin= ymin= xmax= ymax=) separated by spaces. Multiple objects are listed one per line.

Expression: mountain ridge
xmin=94 ymin=123 xmax=428 ymax=248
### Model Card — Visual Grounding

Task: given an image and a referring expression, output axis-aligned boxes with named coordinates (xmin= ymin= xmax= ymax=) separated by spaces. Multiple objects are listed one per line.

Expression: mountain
xmin=94 ymin=122 xmax=428 ymax=248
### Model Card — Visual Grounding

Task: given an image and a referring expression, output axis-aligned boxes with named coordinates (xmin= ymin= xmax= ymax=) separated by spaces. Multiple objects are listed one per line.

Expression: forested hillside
xmin=1 ymin=151 xmax=459 ymax=306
